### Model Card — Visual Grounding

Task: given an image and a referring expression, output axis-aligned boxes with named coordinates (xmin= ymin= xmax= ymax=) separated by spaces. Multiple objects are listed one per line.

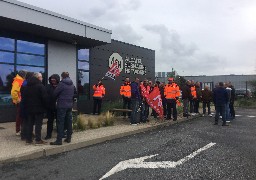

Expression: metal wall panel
xmin=78 ymin=40 xmax=155 ymax=113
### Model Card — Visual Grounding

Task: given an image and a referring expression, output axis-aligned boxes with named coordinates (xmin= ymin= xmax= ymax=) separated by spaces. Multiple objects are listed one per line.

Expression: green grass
xmin=235 ymin=98 xmax=256 ymax=108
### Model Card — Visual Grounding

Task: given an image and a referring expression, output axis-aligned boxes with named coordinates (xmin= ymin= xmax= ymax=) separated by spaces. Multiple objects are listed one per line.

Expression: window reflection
xmin=77 ymin=70 xmax=89 ymax=100
xmin=0 ymin=51 xmax=14 ymax=63
xmin=0 ymin=37 xmax=14 ymax=51
xmin=78 ymin=61 xmax=89 ymax=70
xmin=0 ymin=64 xmax=14 ymax=92
xmin=0 ymin=64 xmax=14 ymax=105
xmin=17 ymin=40 xmax=45 ymax=55
xmin=17 ymin=54 xmax=44 ymax=66
xmin=78 ymin=49 xmax=89 ymax=60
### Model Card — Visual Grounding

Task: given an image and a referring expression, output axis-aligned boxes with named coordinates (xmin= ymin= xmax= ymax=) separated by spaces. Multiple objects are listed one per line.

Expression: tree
xmin=249 ymin=80 xmax=256 ymax=98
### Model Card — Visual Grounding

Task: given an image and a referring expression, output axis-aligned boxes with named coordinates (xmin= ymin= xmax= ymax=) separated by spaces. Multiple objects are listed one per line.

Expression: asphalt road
xmin=1 ymin=108 xmax=256 ymax=180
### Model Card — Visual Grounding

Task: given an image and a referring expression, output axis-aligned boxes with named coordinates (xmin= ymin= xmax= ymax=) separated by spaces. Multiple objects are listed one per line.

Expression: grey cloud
xmin=144 ymin=24 xmax=198 ymax=57
xmin=143 ymin=24 xmax=230 ymax=75
xmin=112 ymin=24 xmax=143 ymax=44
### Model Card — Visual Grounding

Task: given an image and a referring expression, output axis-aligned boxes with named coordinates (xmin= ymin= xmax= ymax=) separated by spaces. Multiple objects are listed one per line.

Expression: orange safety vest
xmin=191 ymin=85 xmax=197 ymax=98
xmin=164 ymin=83 xmax=180 ymax=99
xmin=93 ymin=84 xmax=105 ymax=98
xmin=120 ymin=82 xmax=131 ymax=98
xmin=140 ymin=84 xmax=150 ymax=99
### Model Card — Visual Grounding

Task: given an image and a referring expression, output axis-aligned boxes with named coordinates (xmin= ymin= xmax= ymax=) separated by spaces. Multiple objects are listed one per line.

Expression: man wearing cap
xmin=164 ymin=77 xmax=180 ymax=121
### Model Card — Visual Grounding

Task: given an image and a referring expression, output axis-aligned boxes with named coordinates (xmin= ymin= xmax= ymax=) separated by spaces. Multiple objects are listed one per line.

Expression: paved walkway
xmin=0 ymin=115 xmax=196 ymax=164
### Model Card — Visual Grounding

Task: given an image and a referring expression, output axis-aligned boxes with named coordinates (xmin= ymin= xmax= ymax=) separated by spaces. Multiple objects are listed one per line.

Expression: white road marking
xmin=235 ymin=115 xmax=242 ymax=117
xmin=247 ymin=115 xmax=256 ymax=118
xmin=100 ymin=142 xmax=216 ymax=180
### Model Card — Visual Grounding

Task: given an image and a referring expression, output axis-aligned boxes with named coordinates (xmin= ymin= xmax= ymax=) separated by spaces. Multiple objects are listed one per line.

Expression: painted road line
xmin=100 ymin=142 xmax=216 ymax=180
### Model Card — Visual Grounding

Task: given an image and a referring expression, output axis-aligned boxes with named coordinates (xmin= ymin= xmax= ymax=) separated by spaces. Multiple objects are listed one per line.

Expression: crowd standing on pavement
xmin=11 ymin=69 xmax=236 ymax=146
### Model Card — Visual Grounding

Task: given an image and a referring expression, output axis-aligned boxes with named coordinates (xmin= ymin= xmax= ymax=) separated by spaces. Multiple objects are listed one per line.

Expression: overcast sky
xmin=19 ymin=0 xmax=256 ymax=76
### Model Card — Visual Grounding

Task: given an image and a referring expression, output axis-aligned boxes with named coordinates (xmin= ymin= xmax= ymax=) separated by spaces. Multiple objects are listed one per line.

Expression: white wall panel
xmin=48 ymin=40 xmax=76 ymax=85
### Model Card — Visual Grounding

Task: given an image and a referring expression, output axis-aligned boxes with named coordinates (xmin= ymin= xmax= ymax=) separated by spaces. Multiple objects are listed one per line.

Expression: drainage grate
xmin=0 ymin=127 xmax=5 ymax=130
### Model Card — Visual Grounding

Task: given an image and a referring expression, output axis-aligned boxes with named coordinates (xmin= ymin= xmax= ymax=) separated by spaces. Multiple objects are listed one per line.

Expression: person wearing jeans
xmin=50 ymin=72 xmax=75 ymax=145
xmin=130 ymin=77 xmax=141 ymax=125
xmin=213 ymin=82 xmax=229 ymax=126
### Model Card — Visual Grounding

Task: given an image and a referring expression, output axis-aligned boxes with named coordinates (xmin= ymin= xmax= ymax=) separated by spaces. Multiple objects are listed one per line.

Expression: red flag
xmin=146 ymin=87 xmax=164 ymax=119
xmin=105 ymin=62 xmax=120 ymax=80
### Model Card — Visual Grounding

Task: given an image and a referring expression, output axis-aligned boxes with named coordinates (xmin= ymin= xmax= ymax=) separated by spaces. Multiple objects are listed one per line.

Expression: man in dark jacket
xmin=45 ymin=74 xmax=60 ymax=140
xmin=194 ymin=82 xmax=202 ymax=114
xmin=130 ymin=77 xmax=141 ymax=125
xmin=228 ymin=82 xmax=236 ymax=119
xmin=50 ymin=72 xmax=75 ymax=145
xmin=181 ymin=80 xmax=192 ymax=117
xmin=201 ymin=86 xmax=213 ymax=116
xmin=213 ymin=82 xmax=229 ymax=126
xmin=23 ymin=72 xmax=48 ymax=145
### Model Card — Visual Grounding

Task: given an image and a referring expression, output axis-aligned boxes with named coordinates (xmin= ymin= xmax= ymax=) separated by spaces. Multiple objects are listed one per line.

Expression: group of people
xmin=182 ymin=80 xmax=235 ymax=126
xmin=11 ymin=70 xmax=76 ymax=145
xmin=92 ymin=76 xmax=236 ymax=127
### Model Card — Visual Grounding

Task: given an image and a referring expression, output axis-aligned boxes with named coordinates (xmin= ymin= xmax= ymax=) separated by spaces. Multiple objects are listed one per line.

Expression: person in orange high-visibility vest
xmin=164 ymin=77 xmax=180 ymax=121
xmin=190 ymin=80 xmax=196 ymax=115
xmin=11 ymin=70 xmax=27 ymax=136
xmin=120 ymin=77 xmax=131 ymax=118
xmin=92 ymin=80 xmax=105 ymax=115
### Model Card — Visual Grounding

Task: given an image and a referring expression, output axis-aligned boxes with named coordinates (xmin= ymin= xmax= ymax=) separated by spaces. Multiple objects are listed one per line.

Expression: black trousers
xmin=93 ymin=98 xmax=102 ymax=115
xmin=203 ymin=102 xmax=211 ymax=115
xmin=166 ymin=99 xmax=177 ymax=119
xmin=190 ymin=99 xmax=195 ymax=113
xmin=229 ymin=102 xmax=235 ymax=118
xmin=46 ymin=109 xmax=57 ymax=137
xmin=194 ymin=99 xmax=200 ymax=113
xmin=27 ymin=113 xmax=44 ymax=142
xmin=162 ymin=98 xmax=167 ymax=116
xmin=122 ymin=97 xmax=131 ymax=117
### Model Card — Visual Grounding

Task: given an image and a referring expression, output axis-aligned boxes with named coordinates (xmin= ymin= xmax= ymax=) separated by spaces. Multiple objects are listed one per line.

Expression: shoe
xmin=226 ymin=121 xmax=231 ymax=123
xmin=16 ymin=131 xmax=21 ymax=136
xmin=214 ymin=122 xmax=218 ymax=125
xmin=44 ymin=136 xmax=51 ymax=140
xmin=220 ymin=116 xmax=222 ymax=119
xmin=62 ymin=134 xmax=67 ymax=138
xmin=26 ymin=141 xmax=33 ymax=145
xmin=64 ymin=138 xmax=71 ymax=143
xmin=35 ymin=140 xmax=47 ymax=146
xmin=173 ymin=118 xmax=177 ymax=121
xmin=50 ymin=141 xmax=62 ymax=145
xmin=131 ymin=123 xmax=138 ymax=126
xmin=208 ymin=114 xmax=212 ymax=117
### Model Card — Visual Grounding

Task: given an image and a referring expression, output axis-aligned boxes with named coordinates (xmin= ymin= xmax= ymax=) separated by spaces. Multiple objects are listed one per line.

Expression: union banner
xmin=146 ymin=87 xmax=164 ymax=119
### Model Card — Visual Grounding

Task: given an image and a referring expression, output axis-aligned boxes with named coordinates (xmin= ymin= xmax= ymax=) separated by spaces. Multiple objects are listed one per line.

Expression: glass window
xmin=78 ymin=61 xmax=89 ymax=70
xmin=77 ymin=70 xmax=89 ymax=100
xmin=0 ymin=64 xmax=15 ymax=93
xmin=17 ymin=54 xmax=44 ymax=66
xmin=0 ymin=51 xmax=14 ymax=63
xmin=17 ymin=40 xmax=45 ymax=55
xmin=78 ymin=49 xmax=89 ymax=60
xmin=16 ymin=65 xmax=45 ymax=74
xmin=0 ymin=37 xmax=15 ymax=51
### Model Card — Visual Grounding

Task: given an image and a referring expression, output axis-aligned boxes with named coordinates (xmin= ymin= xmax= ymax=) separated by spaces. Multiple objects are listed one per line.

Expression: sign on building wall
xmin=109 ymin=53 xmax=147 ymax=75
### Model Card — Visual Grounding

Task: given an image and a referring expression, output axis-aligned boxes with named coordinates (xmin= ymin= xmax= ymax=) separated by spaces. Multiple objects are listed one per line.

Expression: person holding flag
xmin=140 ymin=79 xmax=150 ymax=123
xmin=92 ymin=80 xmax=105 ymax=115
xmin=164 ymin=77 xmax=180 ymax=121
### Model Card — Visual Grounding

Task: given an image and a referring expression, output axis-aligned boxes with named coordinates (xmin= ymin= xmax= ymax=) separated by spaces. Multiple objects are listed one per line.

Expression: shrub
xmin=101 ymin=99 xmax=123 ymax=113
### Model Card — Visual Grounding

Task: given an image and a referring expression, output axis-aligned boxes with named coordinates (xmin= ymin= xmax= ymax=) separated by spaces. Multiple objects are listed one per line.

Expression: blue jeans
xmin=225 ymin=102 xmax=230 ymax=120
xmin=131 ymin=98 xmax=140 ymax=124
xmin=215 ymin=104 xmax=226 ymax=124
xmin=56 ymin=108 xmax=72 ymax=142
xmin=140 ymin=100 xmax=149 ymax=122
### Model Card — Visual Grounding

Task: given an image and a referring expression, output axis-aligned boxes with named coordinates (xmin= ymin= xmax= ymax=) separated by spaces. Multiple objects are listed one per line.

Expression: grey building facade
xmin=0 ymin=0 xmax=155 ymax=122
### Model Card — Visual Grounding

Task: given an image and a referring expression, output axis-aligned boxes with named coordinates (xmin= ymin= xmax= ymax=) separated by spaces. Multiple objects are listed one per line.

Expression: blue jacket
xmin=213 ymin=87 xmax=228 ymax=105
xmin=131 ymin=81 xmax=141 ymax=100
xmin=54 ymin=77 xmax=75 ymax=109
